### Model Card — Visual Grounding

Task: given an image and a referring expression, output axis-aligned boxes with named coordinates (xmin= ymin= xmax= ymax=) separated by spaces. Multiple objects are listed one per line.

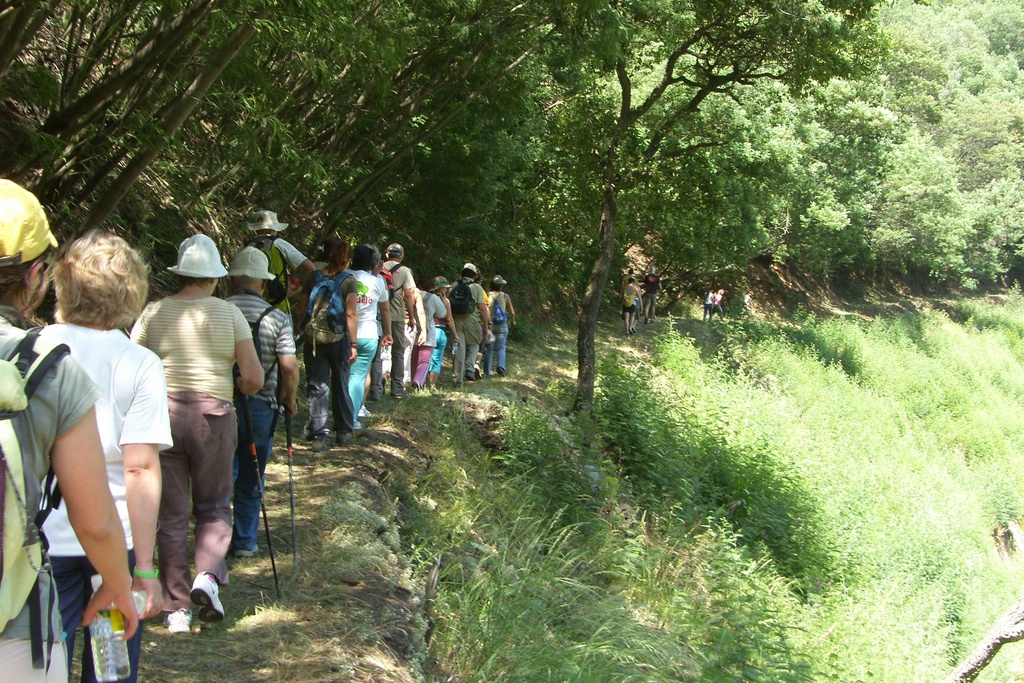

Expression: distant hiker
xmin=381 ymin=244 xmax=424 ymax=398
xmin=225 ymin=247 xmax=298 ymax=556
xmin=42 ymin=231 xmax=170 ymax=683
xmin=714 ymin=289 xmax=725 ymax=319
xmin=485 ymin=275 xmax=516 ymax=376
xmin=642 ymin=266 xmax=661 ymax=323
xmin=348 ymin=245 xmax=392 ymax=424
xmin=297 ymin=237 xmax=356 ymax=449
xmin=622 ymin=276 xmax=641 ymax=335
xmin=451 ymin=263 xmax=490 ymax=386
xmin=744 ymin=291 xmax=753 ymax=315
xmin=703 ymin=289 xmax=715 ymax=321
xmin=244 ymin=210 xmax=315 ymax=317
xmin=428 ymin=276 xmax=457 ymax=387
xmin=131 ymin=233 xmax=264 ymax=634
xmin=0 ymin=180 xmax=137 ymax=679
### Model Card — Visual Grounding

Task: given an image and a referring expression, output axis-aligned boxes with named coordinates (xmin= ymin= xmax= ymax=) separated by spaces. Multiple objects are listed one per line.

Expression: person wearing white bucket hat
xmin=130 ymin=234 xmax=264 ymax=634
xmin=243 ymin=210 xmax=314 ymax=316
xmin=225 ymin=247 xmax=298 ymax=557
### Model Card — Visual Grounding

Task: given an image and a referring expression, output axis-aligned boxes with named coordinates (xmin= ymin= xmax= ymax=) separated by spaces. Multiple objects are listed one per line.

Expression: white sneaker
xmin=358 ymin=405 xmax=371 ymax=418
xmin=190 ymin=572 xmax=224 ymax=622
xmin=165 ymin=608 xmax=192 ymax=634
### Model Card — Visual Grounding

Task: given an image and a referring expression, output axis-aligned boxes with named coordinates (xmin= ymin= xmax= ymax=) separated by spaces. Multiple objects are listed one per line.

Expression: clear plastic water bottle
xmin=89 ymin=575 xmax=132 ymax=682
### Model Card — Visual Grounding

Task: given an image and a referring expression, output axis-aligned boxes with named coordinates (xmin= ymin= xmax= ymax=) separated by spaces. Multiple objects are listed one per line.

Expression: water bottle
xmin=89 ymin=575 xmax=132 ymax=682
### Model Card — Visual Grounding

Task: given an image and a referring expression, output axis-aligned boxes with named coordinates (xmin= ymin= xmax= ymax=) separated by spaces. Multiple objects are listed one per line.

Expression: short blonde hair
xmin=52 ymin=230 xmax=150 ymax=329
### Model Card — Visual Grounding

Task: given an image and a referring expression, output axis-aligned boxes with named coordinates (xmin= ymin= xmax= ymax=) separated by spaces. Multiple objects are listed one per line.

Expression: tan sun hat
xmin=229 ymin=246 xmax=273 ymax=280
xmin=167 ymin=234 xmax=228 ymax=278
xmin=246 ymin=210 xmax=288 ymax=232
xmin=0 ymin=179 xmax=57 ymax=265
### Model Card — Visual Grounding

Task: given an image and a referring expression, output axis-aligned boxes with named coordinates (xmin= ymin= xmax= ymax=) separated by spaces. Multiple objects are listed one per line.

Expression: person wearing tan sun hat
xmin=0 ymin=179 xmax=137 ymax=680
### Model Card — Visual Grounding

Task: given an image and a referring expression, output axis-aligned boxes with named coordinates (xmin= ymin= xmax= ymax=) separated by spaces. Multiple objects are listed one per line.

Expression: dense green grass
xmin=399 ymin=297 xmax=1024 ymax=682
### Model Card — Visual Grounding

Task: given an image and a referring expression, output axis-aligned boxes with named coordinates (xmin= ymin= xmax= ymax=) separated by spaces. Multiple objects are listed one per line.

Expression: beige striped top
xmin=130 ymin=296 xmax=251 ymax=401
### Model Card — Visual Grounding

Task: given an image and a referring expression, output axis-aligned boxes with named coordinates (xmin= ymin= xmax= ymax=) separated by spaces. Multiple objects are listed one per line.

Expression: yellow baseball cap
xmin=0 ymin=180 xmax=57 ymax=265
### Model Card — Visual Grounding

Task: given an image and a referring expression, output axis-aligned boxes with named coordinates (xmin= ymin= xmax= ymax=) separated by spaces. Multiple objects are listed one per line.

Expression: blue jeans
xmin=51 ymin=550 xmax=140 ymax=683
xmin=232 ymin=397 xmax=278 ymax=552
xmin=430 ymin=328 xmax=448 ymax=374
xmin=349 ymin=338 xmax=378 ymax=417
xmin=304 ymin=340 xmax=353 ymax=438
xmin=484 ymin=322 xmax=509 ymax=374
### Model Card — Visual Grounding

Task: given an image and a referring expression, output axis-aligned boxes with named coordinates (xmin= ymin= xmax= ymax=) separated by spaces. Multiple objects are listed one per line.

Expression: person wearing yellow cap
xmin=0 ymin=179 xmax=138 ymax=680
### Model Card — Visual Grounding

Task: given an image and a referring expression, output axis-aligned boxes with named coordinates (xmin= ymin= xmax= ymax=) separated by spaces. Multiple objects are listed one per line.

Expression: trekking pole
xmin=239 ymin=394 xmax=281 ymax=598
xmin=284 ymin=411 xmax=298 ymax=572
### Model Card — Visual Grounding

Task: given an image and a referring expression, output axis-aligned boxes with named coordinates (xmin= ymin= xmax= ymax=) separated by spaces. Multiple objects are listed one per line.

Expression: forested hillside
xmin=3 ymin=0 xmax=1024 ymax=406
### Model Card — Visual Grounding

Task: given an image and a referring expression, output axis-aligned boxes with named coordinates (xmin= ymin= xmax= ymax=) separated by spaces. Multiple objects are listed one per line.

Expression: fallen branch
xmin=943 ymin=593 xmax=1024 ymax=683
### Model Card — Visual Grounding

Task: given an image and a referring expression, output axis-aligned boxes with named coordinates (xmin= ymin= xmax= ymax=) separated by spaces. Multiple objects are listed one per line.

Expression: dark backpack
xmin=249 ymin=305 xmax=279 ymax=385
xmin=246 ymin=235 xmax=289 ymax=308
xmin=305 ymin=270 xmax=352 ymax=344
xmin=449 ymin=280 xmax=476 ymax=315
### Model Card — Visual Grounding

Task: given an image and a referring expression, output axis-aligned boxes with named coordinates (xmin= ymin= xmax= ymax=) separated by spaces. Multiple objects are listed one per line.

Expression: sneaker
xmin=358 ymin=405 xmax=371 ymax=418
xmin=165 ymin=608 xmax=192 ymax=634
xmin=190 ymin=572 xmax=224 ymax=622
xmin=312 ymin=434 xmax=330 ymax=452
xmin=336 ymin=431 xmax=352 ymax=446
xmin=474 ymin=366 xmax=482 ymax=380
xmin=231 ymin=546 xmax=259 ymax=558
xmin=497 ymin=367 xmax=506 ymax=376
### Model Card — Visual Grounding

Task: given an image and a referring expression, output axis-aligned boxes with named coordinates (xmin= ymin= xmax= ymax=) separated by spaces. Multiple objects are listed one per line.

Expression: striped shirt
xmin=226 ymin=290 xmax=296 ymax=409
xmin=131 ymin=296 xmax=252 ymax=401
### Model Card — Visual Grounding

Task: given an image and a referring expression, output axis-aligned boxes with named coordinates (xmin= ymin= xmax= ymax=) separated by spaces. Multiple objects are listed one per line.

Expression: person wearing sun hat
xmin=244 ymin=210 xmax=315 ymax=315
xmin=427 ymin=276 xmax=457 ymax=387
xmin=130 ymin=233 xmax=264 ymax=634
xmin=225 ymin=247 xmax=298 ymax=557
xmin=0 ymin=180 xmax=137 ymax=679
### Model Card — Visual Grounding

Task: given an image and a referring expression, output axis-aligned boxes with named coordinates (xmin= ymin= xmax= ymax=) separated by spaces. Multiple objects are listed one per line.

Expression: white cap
xmin=229 ymin=246 xmax=273 ymax=279
xmin=246 ymin=210 xmax=288 ymax=232
xmin=167 ymin=234 xmax=228 ymax=278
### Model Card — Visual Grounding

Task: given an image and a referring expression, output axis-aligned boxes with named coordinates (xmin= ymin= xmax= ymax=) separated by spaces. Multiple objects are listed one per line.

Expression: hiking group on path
xmin=0 ymin=180 xmax=517 ymax=682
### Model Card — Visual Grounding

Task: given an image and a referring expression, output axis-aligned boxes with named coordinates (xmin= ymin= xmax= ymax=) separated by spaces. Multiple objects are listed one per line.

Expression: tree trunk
xmin=943 ymin=593 xmax=1024 ymax=683
xmin=78 ymin=20 xmax=254 ymax=233
xmin=572 ymin=155 xmax=619 ymax=413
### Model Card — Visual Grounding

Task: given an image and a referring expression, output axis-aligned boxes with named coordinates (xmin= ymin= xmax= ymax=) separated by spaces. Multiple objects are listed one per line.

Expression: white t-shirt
xmin=421 ymin=291 xmax=446 ymax=347
xmin=270 ymin=237 xmax=308 ymax=271
xmin=353 ymin=270 xmax=388 ymax=340
xmin=40 ymin=325 xmax=173 ymax=555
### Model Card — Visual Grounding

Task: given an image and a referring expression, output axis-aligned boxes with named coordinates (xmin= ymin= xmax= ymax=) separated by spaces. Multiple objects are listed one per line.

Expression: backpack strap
xmin=251 ymin=305 xmax=278 ymax=385
xmin=7 ymin=328 xmax=67 ymax=672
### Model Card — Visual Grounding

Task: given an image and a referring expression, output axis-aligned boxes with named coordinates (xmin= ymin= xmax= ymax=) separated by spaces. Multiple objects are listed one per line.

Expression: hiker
xmin=744 ymin=291 xmax=753 ymax=315
xmin=703 ymin=289 xmax=715 ymax=321
xmin=484 ymin=275 xmax=515 ymax=376
xmin=713 ymin=289 xmax=725 ymax=319
xmin=296 ymin=237 xmax=357 ymax=449
xmin=348 ymin=245 xmax=392 ymax=423
xmin=0 ymin=180 xmax=137 ymax=679
xmin=381 ymin=244 xmax=424 ymax=398
xmin=622 ymin=276 xmax=641 ymax=335
xmin=225 ymin=247 xmax=298 ymax=556
xmin=244 ymin=210 xmax=315 ymax=316
xmin=642 ymin=266 xmax=661 ymax=323
xmin=427 ymin=276 xmax=457 ymax=388
xmin=451 ymin=263 xmax=490 ymax=386
xmin=130 ymin=233 xmax=264 ymax=634
xmin=41 ymin=231 xmax=170 ymax=683
xmin=411 ymin=276 xmax=446 ymax=389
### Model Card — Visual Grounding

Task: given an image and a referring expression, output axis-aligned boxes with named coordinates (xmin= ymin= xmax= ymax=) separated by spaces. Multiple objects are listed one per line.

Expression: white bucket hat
xmin=167 ymin=234 xmax=228 ymax=278
xmin=247 ymin=210 xmax=288 ymax=232
xmin=229 ymin=246 xmax=273 ymax=279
